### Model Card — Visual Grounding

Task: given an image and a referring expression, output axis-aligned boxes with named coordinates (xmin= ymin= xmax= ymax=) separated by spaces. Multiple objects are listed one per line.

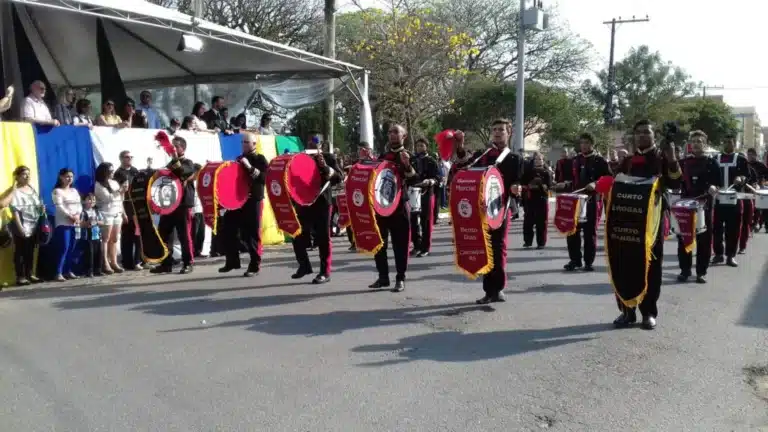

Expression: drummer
xmin=712 ymin=133 xmax=751 ymax=267
xmin=612 ymin=119 xmax=681 ymax=330
xmin=676 ymin=130 xmax=720 ymax=284
xmin=291 ymin=135 xmax=342 ymax=284
xmin=451 ymin=118 xmax=522 ymax=305
xmin=409 ymin=138 xmax=442 ymax=257
xmin=344 ymin=142 xmax=374 ymax=251
xmin=746 ymin=148 xmax=768 ymax=233
xmin=558 ymin=133 xmax=611 ymax=272
xmin=520 ymin=152 xmax=552 ymax=248
xmin=150 ymin=136 xmax=198 ymax=275
xmin=218 ymin=132 xmax=269 ymax=277
xmin=554 ymin=148 xmax=573 ymax=191
xmin=368 ymin=125 xmax=421 ymax=293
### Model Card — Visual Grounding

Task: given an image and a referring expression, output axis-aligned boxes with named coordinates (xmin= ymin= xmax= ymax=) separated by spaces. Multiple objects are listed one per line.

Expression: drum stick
xmin=309 ymin=181 xmax=332 ymax=206
xmin=571 ymin=187 xmax=587 ymax=194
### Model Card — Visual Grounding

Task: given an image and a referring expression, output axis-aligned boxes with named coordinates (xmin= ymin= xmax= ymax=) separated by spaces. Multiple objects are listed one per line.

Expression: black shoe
xmin=677 ymin=273 xmax=691 ymax=282
xmin=536 ymin=245 xmax=545 ymax=249
xmin=711 ymin=255 xmax=725 ymax=265
xmin=347 ymin=245 xmax=356 ymax=252
xmin=368 ymin=279 xmax=390 ymax=289
xmin=391 ymin=280 xmax=405 ymax=292
xmin=493 ymin=292 xmax=507 ymax=303
xmin=613 ymin=311 xmax=637 ymax=328
xmin=417 ymin=251 xmax=430 ymax=257
xmin=244 ymin=266 xmax=260 ymax=277
xmin=312 ymin=274 xmax=330 ymax=284
xmin=180 ymin=265 xmax=194 ymax=274
xmin=695 ymin=275 xmax=706 ymax=284
xmin=476 ymin=296 xmax=493 ymax=305
xmin=738 ymin=248 xmax=746 ymax=255
xmin=641 ymin=316 xmax=657 ymax=330
xmin=291 ymin=268 xmax=313 ymax=279
xmin=218 ymin=265 xmax=241 ymax=273
xmin=150 ymin=266 xmax=173 ymax=274
xmin=563 ymin=261 xmax=582 ymax=271
xmin=726 ymin=257 xmax=738 ymax=267
xmin=523 ymin=243 xmax=532 ymax=248
xmin=583 ymin=265 xmax=595 ymax=272
xmin=409 ymin=249 xmax=420 ymax=256
xmin=16 ymin=278 xmax=30 ymax=286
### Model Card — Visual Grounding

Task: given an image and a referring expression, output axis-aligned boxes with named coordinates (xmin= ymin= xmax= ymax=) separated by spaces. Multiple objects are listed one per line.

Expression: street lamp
xmin=513 ymin=1 xmax=548 ymax=154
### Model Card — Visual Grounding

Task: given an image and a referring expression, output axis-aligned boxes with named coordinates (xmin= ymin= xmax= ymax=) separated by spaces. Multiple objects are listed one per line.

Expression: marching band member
xmin=712 ymin=133 xmax=750 ymax=267
xmin=150 ymin=137 xmax=198 ymax=275
xmin=451 ymin=118 xmax=522 ymax=304
xmin=291 ymin=136 xmax=341 ymax=284
xmin=554 ymin=148 xmax=573 ymax=191
xmin=613 ymin=119 xmax=681 ymax=329
xmin=676 ymin=131 xmax=720 ymax=284
xmin=409 ymin=138 xmax=442 ymax=257
xmin=738 ymin=149 xmax=761 ymax=252
xmin=218 ymin=132 xmax=268 ymax=277
xmin=560 ymin=133 xmax=611 ymax=272
xmin=369 ymin=124 xmax=421 ymax=293
xmin=521 ymin=152 xmax=552 ymax=248
xmin=746 ymin=148 xmax=768 ymax=233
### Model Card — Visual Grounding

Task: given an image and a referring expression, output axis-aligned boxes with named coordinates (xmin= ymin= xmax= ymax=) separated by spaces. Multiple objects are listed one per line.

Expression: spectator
xmin=23 ymin=81 xmax=58 ymax=126
xmin=122 ymin=98 xmax=148 ymax=129
xmin=180 ymin=115 xmax=195 ymax=131
xmin=202 ymin=96 xmax=231 ymax=133
xmin=52 ymin=168 xmax=82 ymax=281
xmin=258 ymin=112 xmax=274 ymax=135
xmin=0 ymin=85 xmax=13 ymax=117
xmin=137 ymin=90 xmax=163 ymax=129
xmin=94 ymin=100 xmax=122 ymax=127
xmin=9 ymin=165 xmax=43 ymax=285
xmin=94 ymin=162 xmax=125 ymax=274
xmin=190 ymin=102 xmax=209 ymax=131
xmin=231 ymin=113 xmax=247 ymax=131
xmin=78 ymin=193 xmax=103 ymax=277
xmin=72 ymin=99 xmax=94 ymax=127
xmin=53 ymin=87 xmax=75 ymax=125
xmin=114 ymin=150 xmax=142 ymax=270
xmin=167 ymin=118 xmax=181 ymax=135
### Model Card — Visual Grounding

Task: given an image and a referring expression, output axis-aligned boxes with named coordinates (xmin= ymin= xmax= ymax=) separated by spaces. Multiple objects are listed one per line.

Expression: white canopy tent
xmin=4 ymin=0 xmax=374 ymax=144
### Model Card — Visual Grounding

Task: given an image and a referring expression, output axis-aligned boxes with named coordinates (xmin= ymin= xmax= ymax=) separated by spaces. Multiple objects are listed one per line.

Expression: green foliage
xmin=670 ymin=98 xmax=739 ymax=149
xmin=287 ymin=105 xmax=349 ymax=152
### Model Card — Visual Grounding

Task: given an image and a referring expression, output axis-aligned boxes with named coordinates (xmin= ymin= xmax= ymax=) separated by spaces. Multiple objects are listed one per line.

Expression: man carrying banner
xmin=150 ymin=137 xmax=198 ymax=275
xmin=611 ymin=119 xmax=681 ymax=330
xmin=409 ymin=138 xmax=442 ymax=257
xmin=291 ymin=136 xmax=342 ymax=284
xmin=712 ymin=133 xmax=750 ymax=267
xmin=675 ymin=131 xmax=720 ymax=284
xmin=521 ymin=152 xmax=552 ymax=248
xmin=451 ymin=118 xmax=522 ymax=304
xmin=217 ymin=132 xmax=268 ymax=277
xmin=368 ymin=125 xmax=421 ymax=293
xmin=559 ymin=133 xmax=611 ymax=272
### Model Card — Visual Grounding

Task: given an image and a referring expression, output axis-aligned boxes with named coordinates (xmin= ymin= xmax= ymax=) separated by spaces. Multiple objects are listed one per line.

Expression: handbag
xmin=36 ymin=209 xmax=53 ymax=246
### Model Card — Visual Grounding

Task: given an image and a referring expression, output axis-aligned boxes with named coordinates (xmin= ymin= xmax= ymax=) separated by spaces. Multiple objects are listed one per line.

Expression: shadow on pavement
xmin=738 ymin=260 xmax=768 ymax=329
xmin=351 ymin=323 xmax=614 ymax=365
xmin=510 ymin=283 xmax=613 ymax=296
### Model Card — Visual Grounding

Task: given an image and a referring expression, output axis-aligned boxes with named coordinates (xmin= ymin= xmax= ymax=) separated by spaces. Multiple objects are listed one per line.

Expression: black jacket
xmin=412 ymin=152 xmax=441 ymax=194
xmin=238 ymin=150 xmax=269 ymax=202
xmin=315 ymin=152 xmax=342 ymax=205
xmin=166 ymin=157 xmax=198 ymax=208
xmin=571 ymin=151 xmax=612 ymax=194
xmin=681 ymin=156 xmax=721 ymax=198
xmin=451 ymin=146 xmax=522 ymax=193
xmin=378 ymin=147 xmax=422 ymax=213
xmin=521 ymin=165 xmax=553 ymax=200
xmin=617 ymin=147 xmax=682 ymax=208
xmin=714 ymin=152 xmax=751 ymax=192
xmin=114 ymin=166 xmax=140 ymax=217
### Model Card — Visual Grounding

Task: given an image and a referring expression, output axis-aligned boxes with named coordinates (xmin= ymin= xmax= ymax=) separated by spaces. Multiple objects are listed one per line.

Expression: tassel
xmin=155 ymin=130 xmax=175 ymax=157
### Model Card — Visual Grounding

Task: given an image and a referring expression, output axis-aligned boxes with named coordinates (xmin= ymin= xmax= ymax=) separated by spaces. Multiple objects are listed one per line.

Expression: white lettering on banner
xmin=611 ymin=205 xmax=643 ymax=214
xmin=350 ymin=175 xmax=368 ymax=183
xmin=462 ymin=235 xmax=478 ymax=241
xmin=613 ymin=227 xmax=640 ymax=235
xmin=459 ymin=227 xmax=478 ymax=233
xmin=610 ymin=233 xmax=643 ymax=243
xmin=459 ymin=250 xmax=486 ymax=256
xmin=616 ymin=193 xmax=644 ymax=200
xmin=456 ymin=186 xmax=477 ymax=192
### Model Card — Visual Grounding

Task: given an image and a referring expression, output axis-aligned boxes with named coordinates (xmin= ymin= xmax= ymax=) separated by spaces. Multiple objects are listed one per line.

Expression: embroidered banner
xmin=554 ymin=194 xmax=585 ymax=236
xmin=129 ymin=170 xmax=168 ymax=263
xmin=345 ymin=163 xmax=385 ymax=254
xmin=265 ymin=155 xmax=302 ymax=237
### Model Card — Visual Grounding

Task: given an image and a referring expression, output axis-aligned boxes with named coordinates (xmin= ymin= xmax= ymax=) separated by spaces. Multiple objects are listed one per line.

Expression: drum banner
xmin=129 ymin=171 xmax=168 ymax=264
xmin=554 ymin=195 xmax=582 ymax=236
xmin=345 ymin=164 xmax=384 ymax=254
xmin=197 ymin=162 xmax=225 ymax=234
xmin=148 ymin=169 xmax=182 ymax=216
xmin=449 ymin=169 xmax=493 ymax=279
xmin=671 ymin=206 xmax=697 ymax=253
xmin=337 ymin=192 xmax=351 ymax=229
xmin=605 ymin=178 xmax=662 ymax=308
xmin=265 ymin=155 xmax=302 ymax=238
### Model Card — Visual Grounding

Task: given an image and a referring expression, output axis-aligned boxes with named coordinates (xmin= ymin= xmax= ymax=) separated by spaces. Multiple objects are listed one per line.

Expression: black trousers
xmin=618 ymin=224 xmax=664 ymax=318
xmin=347 ymin=229 xmax=355 ymax=247
xmin=713 ymin=201 xmax=742 ymax=258
xmin=120 ymin=218 xmax=143 ymax=269
xmin=158 ymin=206 xmax=194 ymax=267
xmin=80 ymin=239 xmax=103 ymax=276
xmin=483 ymin=218 xmax=510 ymax=297
xmin=523 ymin=197 xmax=549 ymax=247
xmin=374 ymin=210 xmax=410 ymax=282
xmin=740 ymin=199 xmax=754 ymax=251
xmin=409 ymin=191 xmax=436 ymax=253
xmin=12 ymin=233 xmax=36 ymax=280
xmin=223 ymin=198 xmax=263 ymax=270
xmin=192 ymin=212 xmax=205 ymax=256
xmin=293 ymin=199 xmax=332 ymax=276
xmin=566 ymin=197 xmax=600 ymax=266
xmin=677 ymin=205 xmax=713 ymax=277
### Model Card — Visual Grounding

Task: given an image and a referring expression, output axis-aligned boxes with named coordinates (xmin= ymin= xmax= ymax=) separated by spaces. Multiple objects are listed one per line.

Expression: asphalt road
xmin=0 ymin=213 xmax=767 ymax=432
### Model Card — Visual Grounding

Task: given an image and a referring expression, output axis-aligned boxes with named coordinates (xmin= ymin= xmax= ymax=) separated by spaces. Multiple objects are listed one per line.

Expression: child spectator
xmin=79 ymin=193 xmax=103 ymax=277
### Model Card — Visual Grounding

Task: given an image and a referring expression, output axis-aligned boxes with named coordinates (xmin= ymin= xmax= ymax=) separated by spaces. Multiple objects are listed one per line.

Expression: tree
xmin=286 ymin=105 xmax=349 ymax=152
xmin=674 ymin=98 xmax=739 ymax=148
xmin=582 ymin=45 xmax=698 ymax=129
xmin=336 ymin=6 xmax=476 ymax=149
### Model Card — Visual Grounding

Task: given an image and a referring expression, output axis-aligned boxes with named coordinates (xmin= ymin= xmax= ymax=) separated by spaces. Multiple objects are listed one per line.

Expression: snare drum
xmin=265 ymin=152 xmax=322 ymax=206
xmin=670 ymin=199 xmax=706 ymax=234
xmin=755 ymin=190 xmax=768 ymax=209
xmin=449 ymin=166 xmax=506 ymax=230
xmin=668 ymin=191 xmax=682 ymax=206
xmin=408 ymin=187 xmax=422 ymax=213
xmin=716 ymin=189 xmax=737 ymax=206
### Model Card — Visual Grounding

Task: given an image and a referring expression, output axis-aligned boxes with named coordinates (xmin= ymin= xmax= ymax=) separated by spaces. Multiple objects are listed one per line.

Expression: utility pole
xmin=701 ymin=84 xmax=724 ymax=98
xmin=603 ymin=15 xmax=649 ymax=125
xmin=513 ymin=0 xmax=548 ymax=153
xmin=323 ymin=0 xmax=336 ymax=152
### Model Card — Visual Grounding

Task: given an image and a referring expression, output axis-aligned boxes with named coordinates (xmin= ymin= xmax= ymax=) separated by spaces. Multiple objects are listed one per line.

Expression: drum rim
xmin=286 ymin=152 xmax=322 ymax=206
xmin=147 ymin=168 xmax=183 ymax=215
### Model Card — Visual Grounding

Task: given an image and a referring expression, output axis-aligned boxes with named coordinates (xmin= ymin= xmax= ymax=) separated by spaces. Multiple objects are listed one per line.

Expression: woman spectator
xmin=94 ymin=100 xmax=123 ymax=127
xmin=122 ymin=98 xmax=148 ymax=129
xmin=180 ymin=116 xmax=195 ymax=131
xmin=53 ymin=87 xmax=75 ymax=125
xmin=231 ymin=113 xmax=247 ymax=132
xmin=9 ymin=166 xmax=43 ymax=285
xmin=190 ymin=102 xmax=209 ymax=131
xmin=52 ymin=168 xmax=82 ymax=281
xmin=94 ymin=162 xmax=125 ymax=274
xmin=72 ymin=99 xmax=94 ymax=127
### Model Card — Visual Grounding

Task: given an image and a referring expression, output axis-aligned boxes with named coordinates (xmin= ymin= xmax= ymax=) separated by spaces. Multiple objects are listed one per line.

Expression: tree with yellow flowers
xmin=337 ymin=7 xmax=477 ymax=149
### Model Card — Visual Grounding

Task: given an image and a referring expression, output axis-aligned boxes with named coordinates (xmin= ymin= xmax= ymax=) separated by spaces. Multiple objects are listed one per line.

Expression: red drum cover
xmin=287 ymin=153 xmax=322 ymax=206
xmin=215 ymin=161 xmax=251 ymax=210
xmin=371 ymin=161 xmax=403 ymax=217
xmin=148 ymin=169 xmax=183 ymax=215
xmin=481 ymin=167 xmax=506 ymax=230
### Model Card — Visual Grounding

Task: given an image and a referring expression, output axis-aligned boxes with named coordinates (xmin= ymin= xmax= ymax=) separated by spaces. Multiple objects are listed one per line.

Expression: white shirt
xmin=23 ymin=96 xmax=52 ymax=122
xmin=10 ymin=187 xmax=42 ymax=236
xmin=94 ymin=180 xmax=124 ymax=215
xmin=193 ymin=181 xmax=203 ymax=214
xmin=73 ymin=114 xmax=93 ymax=126
xmin=52 ymin=187 xmax=82 ymax=227
xmin=192 ymin=116 xmax=208 ymax=131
